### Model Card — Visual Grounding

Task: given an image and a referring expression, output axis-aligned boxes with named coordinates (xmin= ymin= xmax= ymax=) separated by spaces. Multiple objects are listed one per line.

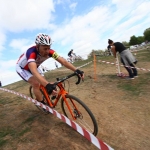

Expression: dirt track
xmin=0 ymin=55 xmax=150 ymax=150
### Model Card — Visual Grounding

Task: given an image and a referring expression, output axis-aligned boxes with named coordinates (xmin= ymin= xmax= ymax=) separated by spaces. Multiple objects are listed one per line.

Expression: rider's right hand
xmin=45 ymin=83 xmax=56 ymax=95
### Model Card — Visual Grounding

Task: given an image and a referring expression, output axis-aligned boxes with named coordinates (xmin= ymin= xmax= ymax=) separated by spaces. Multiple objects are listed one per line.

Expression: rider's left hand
xmin=75 ymin=69 xmax=84 ymax=80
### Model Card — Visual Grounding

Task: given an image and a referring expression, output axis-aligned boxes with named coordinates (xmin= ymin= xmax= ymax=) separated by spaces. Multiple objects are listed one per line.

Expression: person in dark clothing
xmin=68 ymin=49 xmax=76 ymax=63
xmin=0 ymin=81 xmax=2 ymax=87
xmin=108 ymin=39 xmax=138 ymax=79
xmin=107 ymin=45 xmax=112 ymax=55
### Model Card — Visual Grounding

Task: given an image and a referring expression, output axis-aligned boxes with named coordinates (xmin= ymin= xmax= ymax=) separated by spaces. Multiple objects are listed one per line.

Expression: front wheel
xmin=61 ymin=94 xmax=98 ymax=136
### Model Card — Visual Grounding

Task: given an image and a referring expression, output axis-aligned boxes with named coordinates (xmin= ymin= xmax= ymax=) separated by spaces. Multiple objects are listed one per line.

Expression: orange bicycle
xmin=29 ymin=72 xmax=98 ymax=136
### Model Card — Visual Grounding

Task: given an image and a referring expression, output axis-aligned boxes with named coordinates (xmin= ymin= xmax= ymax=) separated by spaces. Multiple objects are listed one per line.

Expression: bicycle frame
xmin=30 ymin=72 xmax=98 ymax=136
xmin=40 ymin=81 xmax=79 ymax=120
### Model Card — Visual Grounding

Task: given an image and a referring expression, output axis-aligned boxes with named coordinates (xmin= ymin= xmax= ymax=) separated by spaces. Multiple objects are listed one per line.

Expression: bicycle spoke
xmin=61 ymin=94 xmax=98 ymax=136
xmin=73 ymin=108 xmax=94 ymax=132
xmin=76 ymin=117 xmax=94 ymax=133
xmin=72 ymin=109 xmax=94 ymax=132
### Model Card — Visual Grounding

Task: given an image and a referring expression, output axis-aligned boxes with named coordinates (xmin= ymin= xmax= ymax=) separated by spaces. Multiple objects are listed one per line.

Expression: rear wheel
xmin=61 ymin=94 xmax=98 ymax=136
xmin=29 ymin=86 xmax=49 ymax=114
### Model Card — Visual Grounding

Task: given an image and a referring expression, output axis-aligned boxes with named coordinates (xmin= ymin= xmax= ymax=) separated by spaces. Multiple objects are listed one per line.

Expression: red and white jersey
xmin=17 ymin=46 xmax=59 ymax=71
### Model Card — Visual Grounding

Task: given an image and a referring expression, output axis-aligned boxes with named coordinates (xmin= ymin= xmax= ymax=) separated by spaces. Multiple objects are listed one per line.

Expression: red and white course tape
xmin=0 ymin=87 xmax=114 ymax=150
xmin=98 ymin=60 xmax=150 ymax=72
xmin=57 ymin=61 xmax=92 ymax=71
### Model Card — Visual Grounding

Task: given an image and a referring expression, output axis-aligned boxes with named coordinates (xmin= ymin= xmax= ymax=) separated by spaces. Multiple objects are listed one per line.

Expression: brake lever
xmin=75 ymin=73 xmax=81 ymax=85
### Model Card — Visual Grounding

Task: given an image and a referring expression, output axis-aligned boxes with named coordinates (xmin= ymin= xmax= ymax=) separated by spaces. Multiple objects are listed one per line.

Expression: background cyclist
xmin=68 ymin=49 xmax=76 ymax=62
xmin=16 ymin=33 xmax=84 ymax=104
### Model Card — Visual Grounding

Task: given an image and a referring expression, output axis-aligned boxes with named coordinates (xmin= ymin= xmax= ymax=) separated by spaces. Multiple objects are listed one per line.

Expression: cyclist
xmin=16 ymin=33 xmax=84 ymax=104
xmin=68 ymin=49 xmax=76 ymax=62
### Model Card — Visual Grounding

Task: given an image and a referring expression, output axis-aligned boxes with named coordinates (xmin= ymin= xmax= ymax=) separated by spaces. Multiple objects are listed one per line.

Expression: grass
xmin=22 ymin=115 xmax=37 ymax=125
xmin=117 ymin=72 xmax=150 ymax=97
xmin=2 ymin=80 xmax=25 ymax=90
xmin=0 ymin=128 xmax=10 ymax=138
xmin=18 ymin=127 xmax=30 ymax=136
xmin=74 ymin=58 xmax=93 ymax=66
xmin=0 ymin=125 xmax=31 ymax=148
xmin=0 ymin=127 xmax=15 ymax=147
xmin=135 ymin=50 xmax=150 ymax=62
xmin=0 ymin=139 xmax=7 ymax=147
xmin=118 ymin=82 xmax=139 ymax=96
xmin=0 ymin=96 xmax=14 ymax=105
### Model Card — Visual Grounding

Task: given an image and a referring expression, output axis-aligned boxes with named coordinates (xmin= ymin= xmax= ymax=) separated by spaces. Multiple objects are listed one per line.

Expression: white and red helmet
xmin=35 ymin=33 xmax=51 ymax=45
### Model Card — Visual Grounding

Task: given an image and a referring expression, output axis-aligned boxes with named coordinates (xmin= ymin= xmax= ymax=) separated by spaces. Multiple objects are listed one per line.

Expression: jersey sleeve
xmin=49 ymin=49 xmax=60 ymax=60
xmin=26 ymin=50 xmax=36 ymax=63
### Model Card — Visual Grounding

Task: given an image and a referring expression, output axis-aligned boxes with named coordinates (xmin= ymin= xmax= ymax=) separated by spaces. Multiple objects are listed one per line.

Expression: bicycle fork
xmin=62 ymin=94 xmax=80 ymax=120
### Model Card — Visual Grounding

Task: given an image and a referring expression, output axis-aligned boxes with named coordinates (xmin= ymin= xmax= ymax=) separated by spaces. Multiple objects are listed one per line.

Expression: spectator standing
xmin=0 ymin=81 xmax=2 ymax=87
xmin=55 ymin=62 xmax=58 ymax=69
xmin=108 ymin=39 xmax=138 ymax=79
xmin=41 ymin=65 xmax=45 ymax=72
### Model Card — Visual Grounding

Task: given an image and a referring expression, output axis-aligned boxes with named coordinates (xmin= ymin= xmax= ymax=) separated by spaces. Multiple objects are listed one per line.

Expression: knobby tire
xmin=61 ymin=94 xmax=98 ymax=136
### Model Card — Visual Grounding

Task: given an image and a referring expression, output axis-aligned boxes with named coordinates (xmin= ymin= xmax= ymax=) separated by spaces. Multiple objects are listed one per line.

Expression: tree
xmin=137 ymin=36 xmax=144 ymax=44
xmin=129 ymin=35 xmax=138 ymax=45
xmin=122 ymin=41 xmax=130 ymax=48
xmin=88 ymin=49 xmax=104 ymax=58
xmin=143 ymin=27 xmax=150 ymax=41
xmin=122 ymin=41 xmax=129 ymax=46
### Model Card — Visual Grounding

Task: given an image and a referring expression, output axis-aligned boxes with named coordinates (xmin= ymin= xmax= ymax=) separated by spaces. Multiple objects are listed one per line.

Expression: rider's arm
xmin=28 ymin=62 xmax=48 ymax=86
xmin=56 ymin=57 xmax=76 ymax=71
xmin=57 ymin=57 xmax=84 ymax=79
xmin=111 ymin=46 xmax=116 ymax=58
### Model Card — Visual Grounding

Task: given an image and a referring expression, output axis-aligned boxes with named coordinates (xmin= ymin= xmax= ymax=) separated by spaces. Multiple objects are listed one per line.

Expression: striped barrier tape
xmin=77 ymin=61 xmax=92 ymax=68
xmin=57 ymin=61 xmax=92 ymax=72
xmin=0 ymin=87 xmax=114 ymax=150
xmin=97 ymin=60 xmax=150 ymax=72
xmin=97 ymin=60 xmax=127 ymax=77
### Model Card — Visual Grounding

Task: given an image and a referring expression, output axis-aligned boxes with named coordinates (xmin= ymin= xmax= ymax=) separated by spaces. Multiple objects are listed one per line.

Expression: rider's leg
xmin=68 ymin=56 xmax=72 ymax=63
xmin=16 ymin=64 xmax=44 ymax=102
xmin=28 ymin=67 xmax=46 ymax=102
xmin=28 ymin=76 xmax=43 ymax=102
xmin=70 ymin=56 xmax=73 ymax=62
